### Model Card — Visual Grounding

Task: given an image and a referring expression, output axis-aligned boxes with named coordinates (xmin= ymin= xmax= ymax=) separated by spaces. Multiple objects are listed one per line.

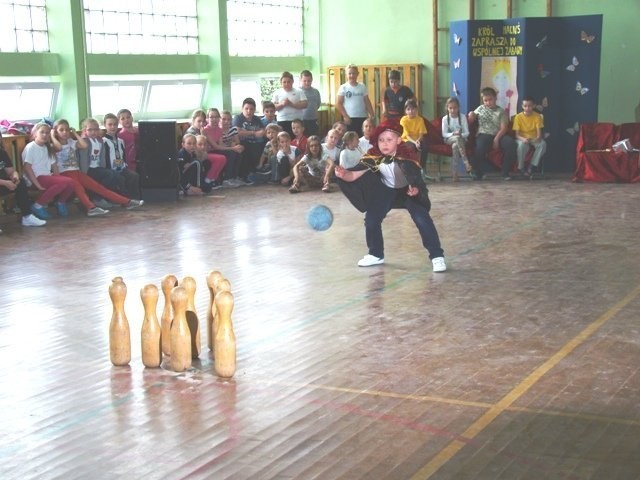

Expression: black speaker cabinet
xmin=138 ymin=121 xmax=179 ymax=189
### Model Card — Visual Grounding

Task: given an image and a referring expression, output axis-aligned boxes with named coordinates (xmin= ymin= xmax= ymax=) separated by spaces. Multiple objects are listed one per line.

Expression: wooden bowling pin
xmin=140 ymin=284 xmax=162 ymax=368
xmin=180 ymin=276 xmax=201 ymax=359
xmin=206 ymin=271 xmax=224 ymax=351
xmin=213 ymin=278 xmax=232 ymax=339
xmin=214 ymin=290 xmax=236 ymax=378
xmin=169 ymin=286 xmax=192 ymax=372
xmin=109 ymin=276 xmax=131 ymax=366
xmin=160 ymin=274 xmax=178 ymax=356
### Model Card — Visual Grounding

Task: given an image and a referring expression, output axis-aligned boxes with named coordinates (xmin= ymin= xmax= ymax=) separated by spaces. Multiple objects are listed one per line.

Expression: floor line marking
xmin=255 ymin=380 xmax=640 ymax=427
xmin=409 ymin=283 xmax=640 ymax=480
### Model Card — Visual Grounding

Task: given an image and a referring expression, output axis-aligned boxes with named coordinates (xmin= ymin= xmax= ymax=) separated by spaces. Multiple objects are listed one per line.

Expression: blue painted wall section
xmin=450 ymin=15 xmax=602 ymax=172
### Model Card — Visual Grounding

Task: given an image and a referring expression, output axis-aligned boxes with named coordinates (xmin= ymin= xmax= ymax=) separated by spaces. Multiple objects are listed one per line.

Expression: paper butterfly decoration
xmin=566 ymin=56 xmax=579 ymax=71
xmin=544 ymin=132 xmax=551 ymax=139
xmin=580 ymin=30 xmax=596 ymax=44
xmin=566 ymin=122 xmax=580 ymax=135
xmin=453 ymin=33 xmax=462 ymax=45
xmin=535 ymin=97 xmax=549 ymax=112
xmin=452 ymin=82 xmax=460 ymax=96
xmin=576 ymin=81 xmax=589 ymax=95
xmin=535 ymin=35 xmax=548 ymax=49
xmin=537 ymin=64 xmax=550 ymax=79
xmin=453 ymin=58 xmax=461 ymax=69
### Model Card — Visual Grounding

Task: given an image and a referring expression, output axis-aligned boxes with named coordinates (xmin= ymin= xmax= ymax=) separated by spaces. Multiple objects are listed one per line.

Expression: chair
xmin=573 ymin=122 xmax=640 ymax=182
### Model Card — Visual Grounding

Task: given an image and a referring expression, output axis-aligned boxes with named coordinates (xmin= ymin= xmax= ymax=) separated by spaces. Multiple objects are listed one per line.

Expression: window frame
xmin=0 ymin=0 xmax=50 ymax=53
xmin=89 ymin=78 xmax=207 ymax=121
xmin=0 ymin=80 xmax=59 ymax=122
xmin=82 ymin=0 xmax=199 ymax=55
xmin=226 ymin=0 xmax=304 ymax=57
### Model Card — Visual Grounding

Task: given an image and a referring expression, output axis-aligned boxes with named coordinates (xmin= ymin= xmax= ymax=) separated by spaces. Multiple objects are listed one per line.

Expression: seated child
xmin=339 ymin=131 xmax=365 ymax=169
xmin=186 ymin=109 xmax=227 ymax=186
xmin=512 ymin=95 xmax=547 ymax=177
xmin=103 ymin=113 xmax=141 ymax=198
xmin=195 ymin=135 xmax=225 ymax=191
xmin=205 ymin=110 xmax=244 ymax=186
xmin=275 ymin=131 xmax=298 ymax=185
xmin=289 ymin=136 xmax=333 ymax=193
xmin=331 ymin=121 xmax=347 ymax=149
xmin=290 ymin=119 xmax=308 ymax=156
xmin=359 ymin=118 xmax=375 ymax=152
xmin=256 ymin=123 xmax=281 ymax=173
xmin=441 ymin=97 xmax=470 ymax=181
xmin=467 ymin=86 xmax=517 ymax=180
xmin=176 ymin=134 xmax=203 ymax=195
xmin=261 ymin=101 xmax=277 ymax=126
xmin=79 ymin=117 xmax=126 ymax=195
xmin=0 ymin=130 xmax=46 ymax=227
xmin=400 ymin=99 xmax=428 ymax=168
xmin=21 ymin=122 xmax=75 ymax=219
xmin=400 ymin=99 xmax=427 ymax=147
xmin=52 ymin=118 xmax=143 ymax=215
xmin=185 ymin=109 xmax=207 ymax=136
xmin=117 ymin=108 xmax=139 ymax=172
xmin=321 ymin=129 xmax=341 ymax=164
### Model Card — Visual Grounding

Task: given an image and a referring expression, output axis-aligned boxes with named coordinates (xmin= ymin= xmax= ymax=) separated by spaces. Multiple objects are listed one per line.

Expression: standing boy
xmin=335 ymin=120 xmax=446 ymax=273
xmin=383 ymin=69 xmax=415 ymax=121
xmin=299 ymin=70 xmax=321 ymax=136
xmin=512 ymin=96 xmax=547 ymax=177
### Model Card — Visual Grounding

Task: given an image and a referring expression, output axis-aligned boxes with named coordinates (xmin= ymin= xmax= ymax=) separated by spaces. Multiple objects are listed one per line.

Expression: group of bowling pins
xmin=108 ymin=271 xmax=236 ymax=377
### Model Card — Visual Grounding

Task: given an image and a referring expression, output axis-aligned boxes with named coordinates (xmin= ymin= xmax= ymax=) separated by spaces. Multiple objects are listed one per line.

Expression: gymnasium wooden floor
xmin=1 ymin=175 xmax=639 ymax=480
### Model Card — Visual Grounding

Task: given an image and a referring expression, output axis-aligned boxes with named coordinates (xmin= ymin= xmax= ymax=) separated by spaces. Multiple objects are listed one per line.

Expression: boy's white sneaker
xmin=432 ymin=257 xmax=447 ymax=272
xmin=87 ymin=207 xmax=109 ymax=217
xmin=22 ymin=214 xmax=47 ymax=227
xmin=358 ymin=254 xmax=384 ymax=267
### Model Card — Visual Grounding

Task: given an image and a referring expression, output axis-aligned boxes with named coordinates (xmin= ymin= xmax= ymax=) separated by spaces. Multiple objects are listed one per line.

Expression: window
xmin=89 ymin=79 xmax=205 ymax=120
xmin=231 ymin=75 xmax=281 ymax=114
xmin=146 ymin=82 xmax=204 ymax=113
xmin=0 ymin=82 xmax=58 ymax=121
xmin=0 ymin=0 xmax=49 ymax=53
xmin=83 ymin=0 xmax=199 ymax=54
xmin=89 ymin=82 xmax=145 ymax=119
xmin=227 ymin=0 xmax=303 ymax=57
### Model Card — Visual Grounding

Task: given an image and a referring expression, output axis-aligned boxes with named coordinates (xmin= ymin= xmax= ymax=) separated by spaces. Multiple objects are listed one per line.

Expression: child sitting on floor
xmin=289 ymin=136 xmax=333 ymax=193
xmin=275 ymin=131 xmax=298 ymax=185
xmin=290 ymin=119 xmax=308 ymax=156
xmin=176 ymin=134 xmax=203 ymax=195
xmin=339 ymin=131 xmax=365 ymax=169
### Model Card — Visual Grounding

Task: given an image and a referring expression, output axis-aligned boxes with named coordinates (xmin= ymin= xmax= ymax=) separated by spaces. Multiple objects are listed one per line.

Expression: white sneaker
xmin=222 ymin=179 xmax=239 ymax=188
xmin=87 ymin=207 xmax=109 ymax=216
xmin=22 ymin=214 xmax=47 ymax=227
xmin=125 ymin=199 xmax=144 ymax=210
xmin=432 ymin=257 xmax=447 ymax=272
xmin=358 ymin=254 xmax=384 ymax=267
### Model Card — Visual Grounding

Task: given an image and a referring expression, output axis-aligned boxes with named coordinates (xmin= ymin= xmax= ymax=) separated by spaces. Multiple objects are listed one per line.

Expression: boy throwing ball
xmin=335 ymin=120 xmax=446 ymax=272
